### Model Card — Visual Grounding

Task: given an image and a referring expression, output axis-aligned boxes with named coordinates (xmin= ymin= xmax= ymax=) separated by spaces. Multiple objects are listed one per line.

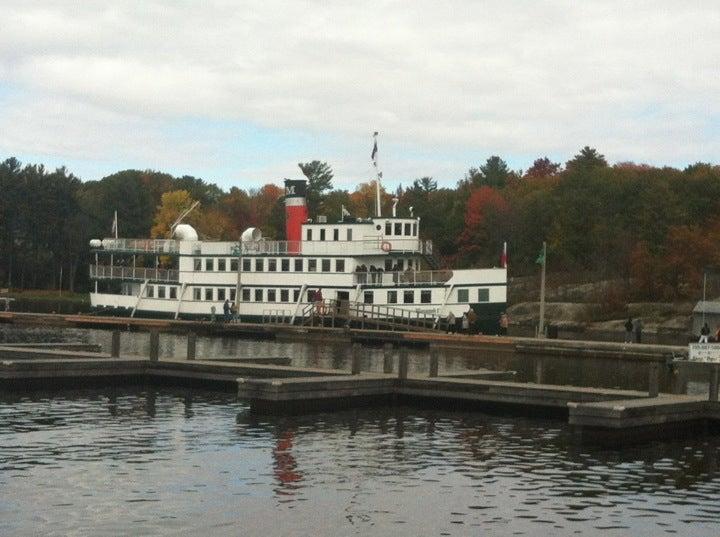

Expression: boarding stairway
xmin=298 ymin=299 xmax=442 ymax=332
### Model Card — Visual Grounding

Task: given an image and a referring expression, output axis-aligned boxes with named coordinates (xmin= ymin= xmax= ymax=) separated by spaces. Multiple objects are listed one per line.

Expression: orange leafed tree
xmin=456 ymin=186 xmax=509 ymax=266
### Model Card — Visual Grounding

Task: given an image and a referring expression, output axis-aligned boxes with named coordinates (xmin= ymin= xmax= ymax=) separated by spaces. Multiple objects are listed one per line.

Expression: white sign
xmin=688 ymin=343 xmax=720 ymax=362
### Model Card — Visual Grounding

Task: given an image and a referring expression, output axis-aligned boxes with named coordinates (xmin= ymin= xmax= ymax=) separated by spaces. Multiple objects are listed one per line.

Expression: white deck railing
xmin=97 ymin=238 xmax=179 ymax=254
xmin=90 ymin=265 xmax=180 ymax=282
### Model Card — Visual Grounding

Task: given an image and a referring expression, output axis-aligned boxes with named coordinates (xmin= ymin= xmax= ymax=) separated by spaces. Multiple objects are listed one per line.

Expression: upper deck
xmin=92 ymin=217 xmax=431 ymax=257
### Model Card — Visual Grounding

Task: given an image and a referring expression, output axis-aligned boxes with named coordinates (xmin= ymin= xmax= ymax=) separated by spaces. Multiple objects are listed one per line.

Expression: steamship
xmin=89 ymin=179 xmax=507 ymax=333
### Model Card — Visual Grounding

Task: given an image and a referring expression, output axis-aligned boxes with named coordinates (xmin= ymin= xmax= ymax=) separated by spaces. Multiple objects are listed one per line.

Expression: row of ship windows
xmin=192 ymin=258 xmax=415 ymax=273
xmin=365 ymin=288 xmax=489 ymax=304
xmin=305 ymin=222 xmax=417 ymax=241
xmin=143 ymin=286 xmax=490 ymax=304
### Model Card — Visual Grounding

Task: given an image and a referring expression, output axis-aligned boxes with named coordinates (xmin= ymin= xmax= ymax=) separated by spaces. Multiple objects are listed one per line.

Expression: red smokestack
xmin=284 ymin=179 xmax=308 ymax=254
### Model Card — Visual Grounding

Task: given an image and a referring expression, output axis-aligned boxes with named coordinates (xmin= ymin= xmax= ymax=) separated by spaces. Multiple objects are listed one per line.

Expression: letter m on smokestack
xmin=284 ymin=179 xmax=308 ymax=255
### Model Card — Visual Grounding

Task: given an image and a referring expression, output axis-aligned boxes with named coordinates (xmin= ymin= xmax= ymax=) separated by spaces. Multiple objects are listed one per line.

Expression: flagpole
xmin=372 ymin=131 xmax=382 ymax=217
xmin=538 ymin=241 xmax=547 ymax=338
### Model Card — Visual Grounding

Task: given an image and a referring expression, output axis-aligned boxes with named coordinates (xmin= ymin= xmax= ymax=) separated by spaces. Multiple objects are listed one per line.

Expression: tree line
xmin=1 ymin=148 xmax=719 ymax=300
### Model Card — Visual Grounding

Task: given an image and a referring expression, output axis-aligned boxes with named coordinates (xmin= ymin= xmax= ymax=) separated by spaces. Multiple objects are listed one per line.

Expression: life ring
xmin=381 ymin=241 xmax=391 ymax=252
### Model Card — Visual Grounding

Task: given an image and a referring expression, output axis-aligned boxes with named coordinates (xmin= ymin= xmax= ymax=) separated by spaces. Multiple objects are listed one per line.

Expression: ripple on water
xmin=0 ymin=381 xmax=719 ymax=535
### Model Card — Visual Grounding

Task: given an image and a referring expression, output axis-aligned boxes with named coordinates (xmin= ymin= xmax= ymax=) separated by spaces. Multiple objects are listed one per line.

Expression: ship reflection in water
xmin=1 ymin=386 xmax=718 ymax=537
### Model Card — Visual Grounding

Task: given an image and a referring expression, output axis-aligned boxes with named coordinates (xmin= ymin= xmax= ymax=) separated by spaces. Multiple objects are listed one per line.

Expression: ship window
xmin=321 ymin=259 xmax=331 ymax=272
xmin=347 ymin=229 xmax=353 ymax=241
xmin=336 ymin=259 xmax=345 ymax=272
xmin=406 ymin=259 xmax=411 ymax=269
xmin=169 ymin=287 xmax=177 ymax=299
xmin=193 ymin=288 xmax=201 ymax=300
xmin=478 ymin=288 xmax=489 ymax=302
xmin=268 ymin=289 xmax=276 ymax=302
xmin=205 ymin=258 xmax=214 ymax=271
xmin=255 ymin=258 xmax=264 ymax=271
xmin=254 ymin=289 xmax=263 ymax=302
xmin=193 ymin=258 xmax=202 ymax=271
xmin=294 ymin=259 xmax=303 ymax=272
xmin=205 ymin=288 xmax=213 ymax=301
xmin=281 ymin=259 xmax=290 ymax=272
xmin=307 ymin=229 xmax=312 ymax=241
xmin=320 ymin=229 xmax=326 ymax=241
xmin=230 ymin=288 xmax=236 ymax=301
xmin=242 ymin=289 xmax=250 ymax=301
xmin=230 ymin=259 xmax=239 ymax=271
xmin=333 ymin=229 xmax=339 ymax=241
xmin=308 ymin=259 xmax=317 ymax=272
xmin=394 ymin=223 xmax=402 ymax=235
xmin=385 ymin=259 xmax=393 ymax=270
xmin=421 ymin=290 xmax=431 ymax=303
xmin=404 ymin=223 xmax=411 ymax=236
xmin=293 ymin=289 xmax=300 ymax=302
xmin=397 ymin=259 xmax=404 ymax=271
xmin=268 ymin=259 xmax=277 ymax=272
xmin=387 ymin=290 xmax=397 ymax=304
xmin=412 ymin=223 xmax=417 ymax=236
xmin=218 ymin=288 xmax=226 ymax=301
xmin=385 ymin=222 xmax=392 ymax=235
xmin=458 ymin=289 xmax=469 ymax=303
xmin=242 ymin=259 xmax=251 ymax=272
xmin=158 ymin=286 xmax=166 ymax=299
xmin=218 ymin=259 xmax=226 ymax=271
xmin=280 ymin=289 xmax=289 ymax=302
xmin=403 ymin=290 xmax=414 ymax=304
xmin=364 ymin=291 xmax=373 ymax=304
xmin=146 ymin=285 xmax=154 ymax=298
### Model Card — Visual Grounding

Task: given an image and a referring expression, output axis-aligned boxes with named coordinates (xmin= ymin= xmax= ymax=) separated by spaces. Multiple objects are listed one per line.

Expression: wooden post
xmin=149 ymin=330 xmax=160 ymax=362
xmin=383 ymin=343 xmax=394 ymax=374
xmin=648 ymin=362 xmax=660 ymax=398
xmin=429 ymin=348 xmax=439 ymax=378
xmin=187 ymin=332 xmax=196 ymax=361
xmin=351 ymin=343 xmax=362 ymax=375
xmin=398 ymin=348 xmax=409 ymax=380
xmin=709 ymin=365 xmax=719 ymax=402
xmin=110 ymin=330 xmax=121 ymax=358
xmin=535 ymin=357 xmax=544 ymax=384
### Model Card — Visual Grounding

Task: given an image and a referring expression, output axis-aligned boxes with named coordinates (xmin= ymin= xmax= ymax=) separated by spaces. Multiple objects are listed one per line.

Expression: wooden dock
xmin=1 ymin=321 xmax=717 ymax=444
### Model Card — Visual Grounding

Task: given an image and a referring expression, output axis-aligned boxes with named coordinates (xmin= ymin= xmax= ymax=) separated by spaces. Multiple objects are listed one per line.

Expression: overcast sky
xmin=1 ymin=1 xmax=718 ymax=190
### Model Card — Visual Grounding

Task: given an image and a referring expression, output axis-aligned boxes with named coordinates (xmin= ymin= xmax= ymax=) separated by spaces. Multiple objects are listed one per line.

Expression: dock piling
xmin=710 ymin=366 xmax=719 ymax=402
xmin=110 ymin=331 xmax=120 ymax=358
xmin=398 ymin=348 xmax=409 ymax=380
xmin=648 ymin=362 xmax=660 ymax=397
xmin=351 ymin=343 xmax=362 ymax=375
xmin=383 ymin=343 xmax=394 ymax=374
xmin=429 ymin=348 xmax=439 ymax=378
xmin=187 ymin=333 xmax=196 ymax=361
xmin=535 ymin=357 xmax=544 ymax=384
xmin=149 ymin=330 xmax=160 ymax=362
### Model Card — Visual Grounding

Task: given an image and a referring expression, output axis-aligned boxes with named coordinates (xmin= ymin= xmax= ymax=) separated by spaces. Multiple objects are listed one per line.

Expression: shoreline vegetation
xmin=1 ymin=148 xmax=718 ymax=333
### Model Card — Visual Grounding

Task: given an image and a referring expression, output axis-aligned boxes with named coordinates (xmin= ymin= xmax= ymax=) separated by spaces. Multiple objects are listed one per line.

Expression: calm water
xmin=2 ymin=325 xmax=720 ymax=535
xmin=1 ymin=387 xmax=720 ymax=537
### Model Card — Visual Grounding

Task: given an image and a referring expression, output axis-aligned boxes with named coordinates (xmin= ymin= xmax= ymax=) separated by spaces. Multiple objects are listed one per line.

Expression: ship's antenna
xmin=371 ymin=131 xmax=382 ymax=217
xmin=170 ymin=200 xmax=201 ymax=235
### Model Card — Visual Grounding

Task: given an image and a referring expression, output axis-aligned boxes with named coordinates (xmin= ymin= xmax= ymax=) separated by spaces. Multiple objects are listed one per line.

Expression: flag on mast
xmin=500 ymin=241 xmax=508 ymax=268
xmin=371 ymin=131 xmax=378 ymax=167
xmin=111 ymin=210 xmax=118 ymax=239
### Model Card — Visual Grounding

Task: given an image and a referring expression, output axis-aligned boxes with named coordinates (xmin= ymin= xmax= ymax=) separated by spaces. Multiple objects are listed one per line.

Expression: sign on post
xmin=688 ymin=343 xmax=720 ymax=363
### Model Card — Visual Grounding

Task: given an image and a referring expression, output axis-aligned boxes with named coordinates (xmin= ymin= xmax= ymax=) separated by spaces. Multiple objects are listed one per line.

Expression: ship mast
xmin=371 ymin=131 xmax=382 ymax=217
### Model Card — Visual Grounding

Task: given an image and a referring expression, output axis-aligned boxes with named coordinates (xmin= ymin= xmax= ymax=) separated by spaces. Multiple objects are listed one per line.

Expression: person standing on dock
xmin=446 ymin=311 xmax=456 ymax=333
xmin=223 ymin=299 xmax=231 ymax=323
xmin=467 ymin=308 xmax=478 ymax=334
xmin=624 ymin=317 xmax=634 ymax=343
xmin=499 ymin=312 xmax=509 ymax=336
xmin=461 ymin=313 xmax=469 ymax=334
xmin=634 ymin=318 xmax=643 ymax=344
xmin=700 ymin=322 xmax=711 ymax=343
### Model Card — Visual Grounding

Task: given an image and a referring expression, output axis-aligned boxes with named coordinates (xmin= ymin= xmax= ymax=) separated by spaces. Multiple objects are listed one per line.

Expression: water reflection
xmin=1 ymin=387 xmax=720 ymax=536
